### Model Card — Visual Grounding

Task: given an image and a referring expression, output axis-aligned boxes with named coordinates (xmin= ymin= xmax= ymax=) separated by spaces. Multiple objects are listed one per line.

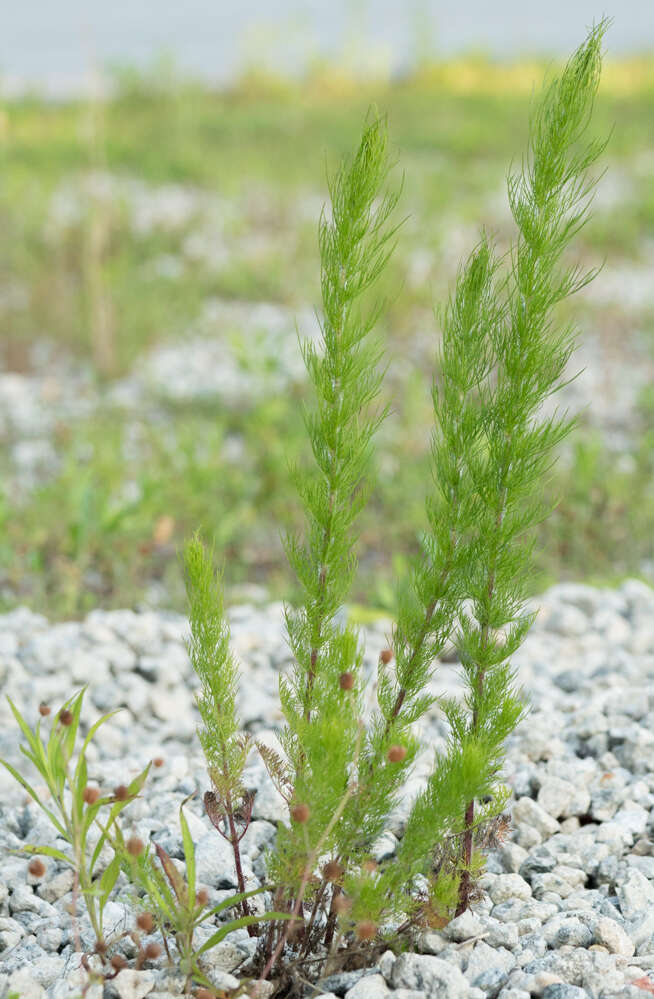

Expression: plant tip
xmin=27 ymin=858 xmax=46 ymax=879
xmin=379 ymin=648 xmax=393 ymax=664
xmin=144 ymin=942 xmax=162 ymax=960
xmin=126 ymin=836 xmax=144 ymax=856
xmin=355 ymin=919 xmax=377 ymax=941
xmin=83 ymin=785 xmax=100 ymax=805
xmin=323 ymin=860 xmax=344 ymax=881
xmin=59 ymin=708 xmax=74 ymax=726
xmin=339 ymin=671 xmax=355 ymax=691
xmin=136 ymin=912 xmax=155 ymax=933
xmin=291 ymin=802 xmax=311 ymax=823
xmin=196 ymin=889 xmax=209 ymax=906
xmin=332 ymin=894 xmax=352 ymax=915
xmin=38 ymin=703 xmax=51 ymax=717
xmin=387 ymin=744 xmax=407 ymax=763
xmin=110 ymin=954 xmax=128 ymax=971
xmin=114 ymin=784 xmax=129 ymax=801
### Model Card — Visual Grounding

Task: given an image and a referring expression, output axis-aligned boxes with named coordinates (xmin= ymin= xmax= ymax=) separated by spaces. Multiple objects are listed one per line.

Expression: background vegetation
xmin=0 ymin=54 xmax=652 ymax=619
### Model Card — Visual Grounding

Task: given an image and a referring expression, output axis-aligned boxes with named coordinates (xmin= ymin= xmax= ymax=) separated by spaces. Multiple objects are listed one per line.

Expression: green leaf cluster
xmin=0 ymin=689 xmax=149 ymax=944
xmin=115 ymin=798 xmax=288 ymax=991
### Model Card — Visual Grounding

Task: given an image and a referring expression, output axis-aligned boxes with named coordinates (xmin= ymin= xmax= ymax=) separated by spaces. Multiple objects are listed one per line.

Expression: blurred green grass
xmin=0 ymin=58 xmax=653 ymax=618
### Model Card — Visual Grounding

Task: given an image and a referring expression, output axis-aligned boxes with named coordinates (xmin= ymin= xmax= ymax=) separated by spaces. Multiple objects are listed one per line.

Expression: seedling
xmin=0 ymin=688 xmax=149 ymax=950
xmin=115 ymin=799 xmax=290 ymax=992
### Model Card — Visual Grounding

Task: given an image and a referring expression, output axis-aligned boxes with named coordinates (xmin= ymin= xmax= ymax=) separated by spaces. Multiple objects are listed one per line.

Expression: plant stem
xmin=456 ymin=477 xmax=508 ymax=915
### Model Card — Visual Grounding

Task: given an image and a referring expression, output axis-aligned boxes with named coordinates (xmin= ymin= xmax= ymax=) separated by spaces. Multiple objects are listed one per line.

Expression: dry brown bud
xmin=144 ymin=942 xmax=162 ymax=960
xmin=291 ymin=803 xmax=310 ymax=824
xmin=196 ymin=990 xmax=216 ymax=999
xmin=196 ymin=889 xmax=209 ymax=906
xmin=126 ymin=836 xmax=144 ymax=857
xmin=356 ymin=920 xmax=377 ymax=941
xmin=28 ymin=858 xmax=46 ymax=878
xmin=379 ymin=649 xmax=393 ymax=664
xmin=38 ymin=703 xmax=51 ymax=717
xmin=323 ymin=860 xmax=344 ymax=881
xmin=83 ymin=785 xmax=101 ymax=805
xmin=339 ymin=671 xmax=355 ymax=691
xmin=153 ymin=756 xmax=165 ymax=768
xmin=387 ymin=744 xmax=407 ymax=763
xmin=110 ymin=954 xmax=127 ymax=971
xmin=332 ymin=894 xmax=351 ymax=915
xmin=59 ymin=709 xmax=74 ymax=726
xmin=113 ymin=784 xmax=129 ymax=801
xmin=136 ymin=912 xmax=154 ymax=933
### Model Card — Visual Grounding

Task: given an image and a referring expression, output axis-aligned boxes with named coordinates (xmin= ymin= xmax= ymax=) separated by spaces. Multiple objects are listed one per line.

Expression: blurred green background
xmin=1 ymin=46 xmax=653 ymax=620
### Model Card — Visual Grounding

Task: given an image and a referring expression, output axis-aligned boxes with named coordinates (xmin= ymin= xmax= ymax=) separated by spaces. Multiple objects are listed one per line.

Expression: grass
xmin=1 ymin=56 xmax=653 ymax=619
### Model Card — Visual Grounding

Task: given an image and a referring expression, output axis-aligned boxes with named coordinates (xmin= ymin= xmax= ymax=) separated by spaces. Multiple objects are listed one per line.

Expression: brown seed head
xmin=387 ymin=744 xmax=407 ymax=764
xmin=379 ymin=649 xmax=393 ymax=665
xmin=363 ymin=859 xmax=378 ymax=874
xmin=291 ymin=803 xmax=310 ymax=824
xmin=28 ymin=858 xmax=46 ymax=878
xmin=339 ymin=671 xmax=355 ymax=691
xmin=126 ymin=836 xmax=144 ymax=857
xmin=355 ymin=920 xmax=377 ymax=941
xmin=144 ymin=942 xmax=162 ymax=960
xmin=59 ymin=708 xmax=74 ymax=726
xmin=287 ymin=916 xmax=305 ymax=941
xmin=110 ymin=954 xmax=127 ymax=971
xmin=323 ymin=860 xmax=344 ymax=881
xmin=38 ymin=703 xmax=51 ymax=717
xmin=136 ymin=912 xmax=155 ymax=933
xmin=94 ymin=938 xmax=108 ymax=955
xmin=114 ymin=784 xmax=129 ymax=801
xmin=83 ymin=785 xmax=101 ymax=805
xmin=196 ymin=989 xmax=216 ymax=999
xmin=153 ymin=756 xmax=165 ymax=768
xmin=332 ymin=894 xmax=352 ymax=915
xmin=196 ymin=889 xmax=209 ymax=907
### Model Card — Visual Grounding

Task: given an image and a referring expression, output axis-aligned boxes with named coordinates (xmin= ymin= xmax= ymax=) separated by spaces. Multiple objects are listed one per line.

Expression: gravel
xmin=1 ymin=578 xmax=654 ymax=997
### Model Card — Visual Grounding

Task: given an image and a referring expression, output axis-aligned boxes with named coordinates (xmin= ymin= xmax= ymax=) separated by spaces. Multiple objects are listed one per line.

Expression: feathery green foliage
xmin=271 ymin=115 xmax=401 ymax=891
xmin=450 ymin=18 xmax=609 ymax=913
xmin=183 ymin=533 xmax=254 ymax=918
xmin=183 ymin=24 xmax=609 ymax=982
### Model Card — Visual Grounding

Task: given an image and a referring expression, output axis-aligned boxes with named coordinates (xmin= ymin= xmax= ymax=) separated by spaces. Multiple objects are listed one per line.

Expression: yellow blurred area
xmin=236 ymin=54 xmax=654 ymax=101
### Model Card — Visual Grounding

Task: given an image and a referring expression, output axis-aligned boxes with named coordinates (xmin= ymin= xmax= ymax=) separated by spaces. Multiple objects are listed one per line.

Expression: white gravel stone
xmin=109 ymin=970 xmax=155 ymax=999
xmin=512 ymin=798 xmax=560 ymax=839
xmin=484 ymin=874 xmax=532 ymax=904
xmin=344 ymin=973 xmax=392 ymax=999
xmin=618 ymin=869 xmax=654 ymax=920
xmin=390 ymin=953 xmax=469 ymax=996
xmin=443 ymin=909 xmax=484 ymax=941
xmin=6 ymin=969 xmax=46 ymax=999
xmin=595 ymin=915 xmax=635 ymax=956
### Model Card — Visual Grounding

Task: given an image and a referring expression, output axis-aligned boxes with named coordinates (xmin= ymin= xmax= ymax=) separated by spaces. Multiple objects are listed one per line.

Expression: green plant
xmin=447 ymin=19 xmax=610 ymax=912
xmin=185 ymin=21 xmax=609 ymax=989
xmin=0 ymin=691 xmax=285 ymax=995
xmin=114 ymin=797 xmax=290 ymax=992
xmin=0 ymin=689 xmax=149 ymax=951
